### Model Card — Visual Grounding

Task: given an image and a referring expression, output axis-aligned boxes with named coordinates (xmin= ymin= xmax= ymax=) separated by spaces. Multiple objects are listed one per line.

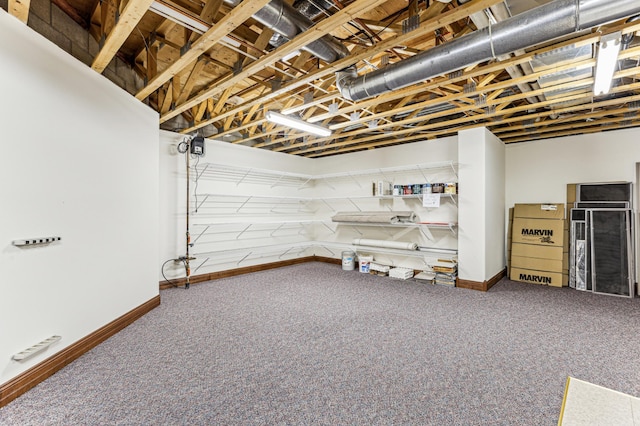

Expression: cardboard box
xmin=567 ymin=184 xmax=577 ymax=206
xmin=510 ymin=267 xmax=564 ymax=287
xmin=514 ymin=203 xmax=565 ymax=220
xmin=512 ymin=243 xmax=563 ymax=260
xmin=512 ymin=218 xmax=565 ymax=247
xmin=511 ymin=255 xmax=563 ymax=273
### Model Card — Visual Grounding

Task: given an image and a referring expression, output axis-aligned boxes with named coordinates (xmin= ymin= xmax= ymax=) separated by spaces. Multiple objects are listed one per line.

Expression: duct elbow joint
xmin=335 ymin=66 xmax=358 ymax=101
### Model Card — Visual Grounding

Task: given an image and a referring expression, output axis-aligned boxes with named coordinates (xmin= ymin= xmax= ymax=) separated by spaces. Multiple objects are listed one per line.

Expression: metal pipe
xmin=337 ymin=0 xmax=640 ymax=101
xmin=223 ymin=0 xmax=348 ymax=62
xmin=185 ymin=141 xmax=191 ymax=289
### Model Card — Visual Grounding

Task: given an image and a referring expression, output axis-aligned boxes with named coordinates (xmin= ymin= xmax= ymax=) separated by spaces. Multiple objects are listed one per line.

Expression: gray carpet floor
xmin=2 ymin=262 xmax=640 ymax=425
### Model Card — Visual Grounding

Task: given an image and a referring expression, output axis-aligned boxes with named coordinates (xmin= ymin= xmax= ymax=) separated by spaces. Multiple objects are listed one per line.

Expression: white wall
xmin=159 ymin=131 xmax=315 ymax=280
xmin=505 ymin=128 xmax=640 ymax=284
xmin=458 ymin=128 xmax=505 ymax=282
xmin=505 ymin=128 xmax=640 ymax=208
xmin=484 ymin=129 xmax=506 ymax=277
xmin=312 ymin=137 xmax=458 ymax=174
xmin=159 ymin=135 xmax=460 ymax=278
xmin=0 ymin=10 xmax=159 ymax=385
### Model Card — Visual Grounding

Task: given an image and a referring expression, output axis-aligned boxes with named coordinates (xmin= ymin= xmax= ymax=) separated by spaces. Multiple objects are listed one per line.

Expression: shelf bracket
xmin=390 ymin=226 xmax=414 ymax=241
xmin=349 ymin=225 xmax=364 ymax=236
xmin=279 ymin=246 xmax=295 ymax=259
xmin=419 ymin=225 xmax=435 ymax=241
xmin=297 ymin=176 xmax=313 ymax=191
xmin=378 ymin=168 xmax=391 ymax=182
xmin=320 ymin=221 xmax=336 ymax=234
xmin=347 ymin=197 xmax=362 ymax=212
xmin=236 ymin=196 xmax=252 ymax=213
xmin=270 ymin=173 xmax=285 ymax=188
xmin=317 ymin=244 xmax=336 ymax=257
xmin=194 ymin=257 xmax=210 ymax=273
xmin=449 ymin=161 xmax=458 ymax=179
xmin=236 ymin=168 xmax=252 ymax=186
xmin=237 ymin=251 xmax=252 ymax=266
xmin=319 ymin=176 xmax=335 ymax=190
xmin=416 ymin=164 xmax=428 ymax=183
xmin=195 ymin=194 xmax=209 ymax=212
xmin=347 ymin=173 xmax=362 ymax=188
xmin=196 ymin=163 xmax=209 ymax=180
xmin=270 ymin=223 xmax=286 ymax=236
xmin=192 ymin=225 xmax=210 ymax=245
xmin=236 ymin=224 xmax=252 ymax=239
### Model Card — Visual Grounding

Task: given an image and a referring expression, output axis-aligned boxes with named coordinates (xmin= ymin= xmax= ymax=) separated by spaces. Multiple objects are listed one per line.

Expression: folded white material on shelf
xmin=370 ymin=262 xmax=390 ymax=273
xmin=353 ymin=238 xmax=418 ymax=250
xmin=414 ymin=271 xmax=436 ymax=281
xmin=331 ymin=211 xmax=416 ymax=224
xmin=389 ymin=267 xmax=414 ymax=279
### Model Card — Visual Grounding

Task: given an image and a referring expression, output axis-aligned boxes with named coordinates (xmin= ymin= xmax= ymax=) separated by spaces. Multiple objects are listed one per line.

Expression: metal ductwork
xmin=223 ymin=0 xmax=348 ymax=63
xmin=337 ymin=0 xmax=640 ymax=101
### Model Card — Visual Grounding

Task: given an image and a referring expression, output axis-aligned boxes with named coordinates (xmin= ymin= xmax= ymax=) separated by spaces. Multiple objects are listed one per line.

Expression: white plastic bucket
xmin=359 ymin=254 xmax=374 ymax=273
xmin=342 ymin=251 xmax=355 ymax=270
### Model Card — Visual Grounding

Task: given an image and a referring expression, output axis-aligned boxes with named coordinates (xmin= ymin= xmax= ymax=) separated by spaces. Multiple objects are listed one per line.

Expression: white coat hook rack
xmin=12 ymin=237 xmax=61 ymax=247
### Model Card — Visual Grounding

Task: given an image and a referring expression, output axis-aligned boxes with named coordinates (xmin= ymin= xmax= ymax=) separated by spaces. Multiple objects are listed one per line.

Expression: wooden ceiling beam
xmin=92 ymin=0 xmax=154 ymax=73
xmin=176 ymin=0 xmax=504 ymax=133
xmin=8 ymin=0 xmax=31 ymax=24
xmin=136 ymin=0 xmax=272 ymax=100
xmin=284 ymin=79 xmax=640 ymax=155
xmin=502 ymin=118 xmax=640 ymax=144
xmin=162 ymin=0 xmax=393 ymax=124
xmin=175 ymin=58 xmax=208 ymax=106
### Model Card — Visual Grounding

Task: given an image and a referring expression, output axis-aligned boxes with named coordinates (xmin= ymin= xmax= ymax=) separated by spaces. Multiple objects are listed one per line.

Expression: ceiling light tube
xmin=265 ymin=111 xmax=332 ymax=137
xmin=149 ymin=1 xmax=241 ymax=47
xmin=593 ymin=31 xmax=622 ymax=96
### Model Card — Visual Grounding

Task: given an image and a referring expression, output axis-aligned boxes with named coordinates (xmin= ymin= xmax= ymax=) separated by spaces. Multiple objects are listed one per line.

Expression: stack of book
xmin=431 ymin=261 xmax=458 ymax=287
xmin=369 ymin=262 xmax=390 ymax=276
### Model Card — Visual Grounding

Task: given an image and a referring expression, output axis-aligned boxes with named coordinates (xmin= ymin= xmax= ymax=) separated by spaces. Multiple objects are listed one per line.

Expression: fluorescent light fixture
xmin=149 ymin=1 xmax=241 ymax=47
xmin=593 ymin=31 xmax=622 ymax=96
xmin=149 ymin=1 xmax=209 ymax=33
xmin=266 ymin=111 xmax=332 ymax=137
